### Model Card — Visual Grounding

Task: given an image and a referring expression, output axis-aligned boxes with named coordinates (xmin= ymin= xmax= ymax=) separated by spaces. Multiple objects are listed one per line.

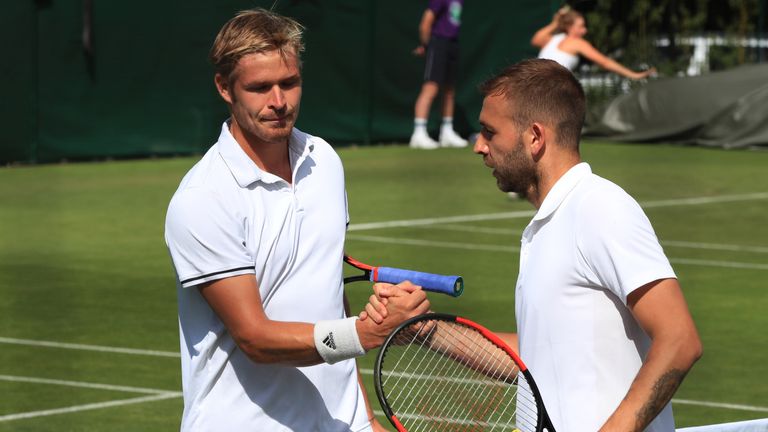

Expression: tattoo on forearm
xmin=635 ymin=369 xmax=687 ymax=430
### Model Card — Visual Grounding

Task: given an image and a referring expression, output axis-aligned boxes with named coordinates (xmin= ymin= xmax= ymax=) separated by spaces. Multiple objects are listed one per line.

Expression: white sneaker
xmin=409 ymin=131 xmax=439 ymax=149
xmin=439 ymin=129 xmax=468 ymax=148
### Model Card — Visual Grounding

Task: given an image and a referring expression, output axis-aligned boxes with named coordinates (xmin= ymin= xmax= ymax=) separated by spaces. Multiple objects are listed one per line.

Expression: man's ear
xmin=214 ymin=73 xmax=233 ymax=104
xmin=529 ymin=122 xmax=546 ymax=158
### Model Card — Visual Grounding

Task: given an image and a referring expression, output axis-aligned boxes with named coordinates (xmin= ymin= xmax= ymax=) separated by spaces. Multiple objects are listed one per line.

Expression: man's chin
xmin=494 ymin=176 xmax=510 ymax=192
xmin=261 ymin=125 xmax=294 ymax=142
xmin=496 ymin=180 xmax=524 ymax=197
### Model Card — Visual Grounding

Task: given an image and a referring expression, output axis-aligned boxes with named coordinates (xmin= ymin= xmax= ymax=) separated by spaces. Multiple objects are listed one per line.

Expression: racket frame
xmin=374 ymin=313 xmax=556 ymax=432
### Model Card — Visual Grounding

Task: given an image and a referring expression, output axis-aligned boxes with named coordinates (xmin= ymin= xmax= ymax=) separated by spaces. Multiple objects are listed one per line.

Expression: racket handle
xmin=373 ymin=267 xmax=464 ymax=297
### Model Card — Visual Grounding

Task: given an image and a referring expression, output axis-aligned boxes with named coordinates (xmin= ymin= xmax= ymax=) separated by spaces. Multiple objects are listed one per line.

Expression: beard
xmin=492 ymin=136 xmax=536 ymax=197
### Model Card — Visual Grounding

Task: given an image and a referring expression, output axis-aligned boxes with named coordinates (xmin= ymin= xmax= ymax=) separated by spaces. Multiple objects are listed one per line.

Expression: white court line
xmin=413 ymin=223 xmax=522 ymax=235
xmin=0 ymin=337 xmax=180 ymax=358
xmin=0 ymin=374 xmax=181 ymax=422
xmin=672 ymin=399 xmax=768 ymax=413
xmin=356 ymin=369 xmax=768 ymax=414
xmin=640 ymin=192 xmax=768 ymax=209
xmin=669 ymin=258 xmax=768 ymax=271
xmin=0 ymin=343 xmax=763 ymax=418
xmin=662 ymin=241 xmax=768 ymax=254
xmin=0 ymin=393 xmax=180 ymax=422
xmin=0 ymin=375 xmax=174 ymax=395
xmin=346 ymin=234 xmax=518 ymax=252
xmin=0 ymin=337 xmax=180 ymax=357
xmin=348 ymin=210 xmax=535 ymax=231
xmin=347 ymin=234 xmax=768 ymax=270
xmin=408 ymin=225 xmax=768 ymax=254
xmin=347 ymin=192 xmax=768 ymax=232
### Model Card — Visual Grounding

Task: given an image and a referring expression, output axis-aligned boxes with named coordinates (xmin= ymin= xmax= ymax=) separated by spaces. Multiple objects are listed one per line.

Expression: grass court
xmin=1 ymin=141 xmax=766 ymax=430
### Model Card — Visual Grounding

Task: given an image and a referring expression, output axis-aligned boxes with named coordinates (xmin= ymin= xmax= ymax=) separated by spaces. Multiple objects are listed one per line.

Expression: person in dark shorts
xmin=410 ymin=0 xmax=468 ymax=149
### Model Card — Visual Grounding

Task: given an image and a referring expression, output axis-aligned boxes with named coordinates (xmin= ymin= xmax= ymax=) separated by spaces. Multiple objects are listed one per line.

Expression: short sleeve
xmin=576 ymin=186 xmax=676 ymax=304
xmin=165 ymin=188 xmax=255 ymax=288
xmin=428 ymin=0 xmax=445 ymax=14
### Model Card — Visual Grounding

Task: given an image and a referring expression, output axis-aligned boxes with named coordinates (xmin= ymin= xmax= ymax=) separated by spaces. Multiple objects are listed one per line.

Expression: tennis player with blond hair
xmin=165 ymin=8 xmax=429 ymax=431
xmin=532 ymin=7 xmax=656 ymax=80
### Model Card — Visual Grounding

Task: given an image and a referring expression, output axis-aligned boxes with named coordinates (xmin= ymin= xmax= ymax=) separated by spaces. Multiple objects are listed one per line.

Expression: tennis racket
xmin=344 ymin=255 xmax=463 ymax=297
xmin=374 ymin=313 xmax=555 ymax=432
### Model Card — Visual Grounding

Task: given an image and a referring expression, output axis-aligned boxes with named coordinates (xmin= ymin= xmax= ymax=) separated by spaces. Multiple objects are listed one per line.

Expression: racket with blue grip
xmin=343 ymin=255 xmax=463 ymax=297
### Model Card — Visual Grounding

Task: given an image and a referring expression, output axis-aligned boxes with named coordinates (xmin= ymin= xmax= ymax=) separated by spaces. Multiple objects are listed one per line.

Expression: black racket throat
xmin=374 ymin=313 xmax=556 ymax=432
xmin=343 ymin=274 xmax=370 ymax=284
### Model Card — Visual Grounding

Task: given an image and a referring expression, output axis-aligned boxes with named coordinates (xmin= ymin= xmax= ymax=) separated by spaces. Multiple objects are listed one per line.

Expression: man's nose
xmin=268 ymin=86 xmax=286 ymax=110
xmin=473 ymin=134 xmax=487 ymax=154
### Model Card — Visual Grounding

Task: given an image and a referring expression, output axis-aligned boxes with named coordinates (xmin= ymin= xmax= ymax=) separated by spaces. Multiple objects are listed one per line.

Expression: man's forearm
xmin=602 ymin=278 xmax=703 ymax=431
xmin=600 ymin=366 xmax=689 ymax=432
xmin=635 ymin=368 xmax=688 ymax=428
xmin=599 ymin=341 xmax=700 ymax=431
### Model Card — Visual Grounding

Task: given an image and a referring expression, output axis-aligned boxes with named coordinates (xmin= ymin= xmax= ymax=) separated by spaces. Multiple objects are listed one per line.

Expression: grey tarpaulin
xmin=583 ymin=64 xmax=768 ymax=149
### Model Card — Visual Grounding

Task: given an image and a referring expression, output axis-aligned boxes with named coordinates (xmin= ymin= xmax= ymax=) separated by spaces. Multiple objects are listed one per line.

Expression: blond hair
xmin=557 ymin=9 xmax=584 ymax=33
xmin=209 ymin=8 xmax=305 ymax=81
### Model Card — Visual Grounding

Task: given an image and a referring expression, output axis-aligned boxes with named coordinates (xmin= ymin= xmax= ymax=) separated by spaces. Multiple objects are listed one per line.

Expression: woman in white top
xmin=531 ymin=7 xmax=655 ymax=80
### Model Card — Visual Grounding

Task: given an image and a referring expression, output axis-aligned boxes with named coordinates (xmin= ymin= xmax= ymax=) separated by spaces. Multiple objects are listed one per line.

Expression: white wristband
xmin=314 ymin=317 xmax=366 ymax=364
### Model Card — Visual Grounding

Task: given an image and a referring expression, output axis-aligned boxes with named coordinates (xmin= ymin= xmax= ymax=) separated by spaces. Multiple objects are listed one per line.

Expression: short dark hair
xmin=479 ymin=59 xmax=586 ymax=150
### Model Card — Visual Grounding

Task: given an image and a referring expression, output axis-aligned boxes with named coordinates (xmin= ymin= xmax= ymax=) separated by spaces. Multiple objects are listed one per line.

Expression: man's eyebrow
xmin=243 ymin=79 xmax=270 ymax=87
xmin=242 ymin=74 xmax=301 ymax=87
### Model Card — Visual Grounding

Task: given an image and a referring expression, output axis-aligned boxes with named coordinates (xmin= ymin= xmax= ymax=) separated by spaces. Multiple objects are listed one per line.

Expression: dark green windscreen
xmin=1 ymin=0 xmax=550 ymax=164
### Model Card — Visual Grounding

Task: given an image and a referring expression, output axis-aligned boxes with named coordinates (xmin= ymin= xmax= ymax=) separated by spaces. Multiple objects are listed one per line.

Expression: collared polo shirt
xmin=165 ymin=121 xmax=369 ymax=431
xmin=516 ymin=162 xmax=676 ymax=432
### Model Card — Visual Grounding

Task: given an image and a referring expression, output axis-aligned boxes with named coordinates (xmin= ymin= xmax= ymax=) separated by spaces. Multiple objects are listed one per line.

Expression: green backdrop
xmin=1 ymin=0 xmax=550 ymax=164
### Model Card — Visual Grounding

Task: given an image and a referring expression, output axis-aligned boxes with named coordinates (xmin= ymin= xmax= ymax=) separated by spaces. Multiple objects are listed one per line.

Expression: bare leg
xmin=441 ymin=85 xmax=455 ymax=118
xmin=438 ymin=85 xmax=467 ymax=148
xmin=410 ymin=82 xmax=441 ymax=149
xmin=415 ymin=82 xmax=440 ymax=119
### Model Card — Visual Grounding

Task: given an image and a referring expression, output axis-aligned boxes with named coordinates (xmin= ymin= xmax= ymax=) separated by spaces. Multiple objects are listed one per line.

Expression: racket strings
xmin=380 ymin=319 xmax=541 ymax=431
xmin=398 ymin=324 xmax=516 ymax=431
xmin=384 ymin=321 xmax=441 ymax=406
xmin=383 ymin=322 xmax=489 ymax=429
xmin=415 ymin=329 xmax=498 ymax=431
xmin=389 ymin=324 xmax=485 ymax=429
xmin=446 ymin=326 xmax=540 ymax=432
xmin=514 ymin=375 xmax=541 ymax=431
xmin=439 ymin=327 xmax=514 ymax=430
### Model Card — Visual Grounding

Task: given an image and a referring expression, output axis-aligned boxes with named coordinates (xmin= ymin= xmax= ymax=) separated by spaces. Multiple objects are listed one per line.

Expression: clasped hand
xmin=355 ymin=281 xmax=430 ymax=350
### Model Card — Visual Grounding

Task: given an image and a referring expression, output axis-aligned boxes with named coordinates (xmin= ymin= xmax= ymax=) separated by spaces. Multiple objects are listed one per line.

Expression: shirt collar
xmin=532 ymin=162 xmax=591 ymax=221
xmin=217 ymin=120 xmax=314 ymax=188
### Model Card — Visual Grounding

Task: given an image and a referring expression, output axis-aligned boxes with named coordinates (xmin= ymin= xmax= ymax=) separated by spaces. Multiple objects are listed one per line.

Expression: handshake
xmin=355 ymin=281 xmax=431 ymax=352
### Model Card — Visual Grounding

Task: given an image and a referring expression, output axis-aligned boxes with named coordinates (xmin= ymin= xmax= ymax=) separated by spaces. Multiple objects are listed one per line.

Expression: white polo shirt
xmin=165 ymin=121 xmax=370 ymax=431
xmin=516 ymin=163 xmax=676 ymax=432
